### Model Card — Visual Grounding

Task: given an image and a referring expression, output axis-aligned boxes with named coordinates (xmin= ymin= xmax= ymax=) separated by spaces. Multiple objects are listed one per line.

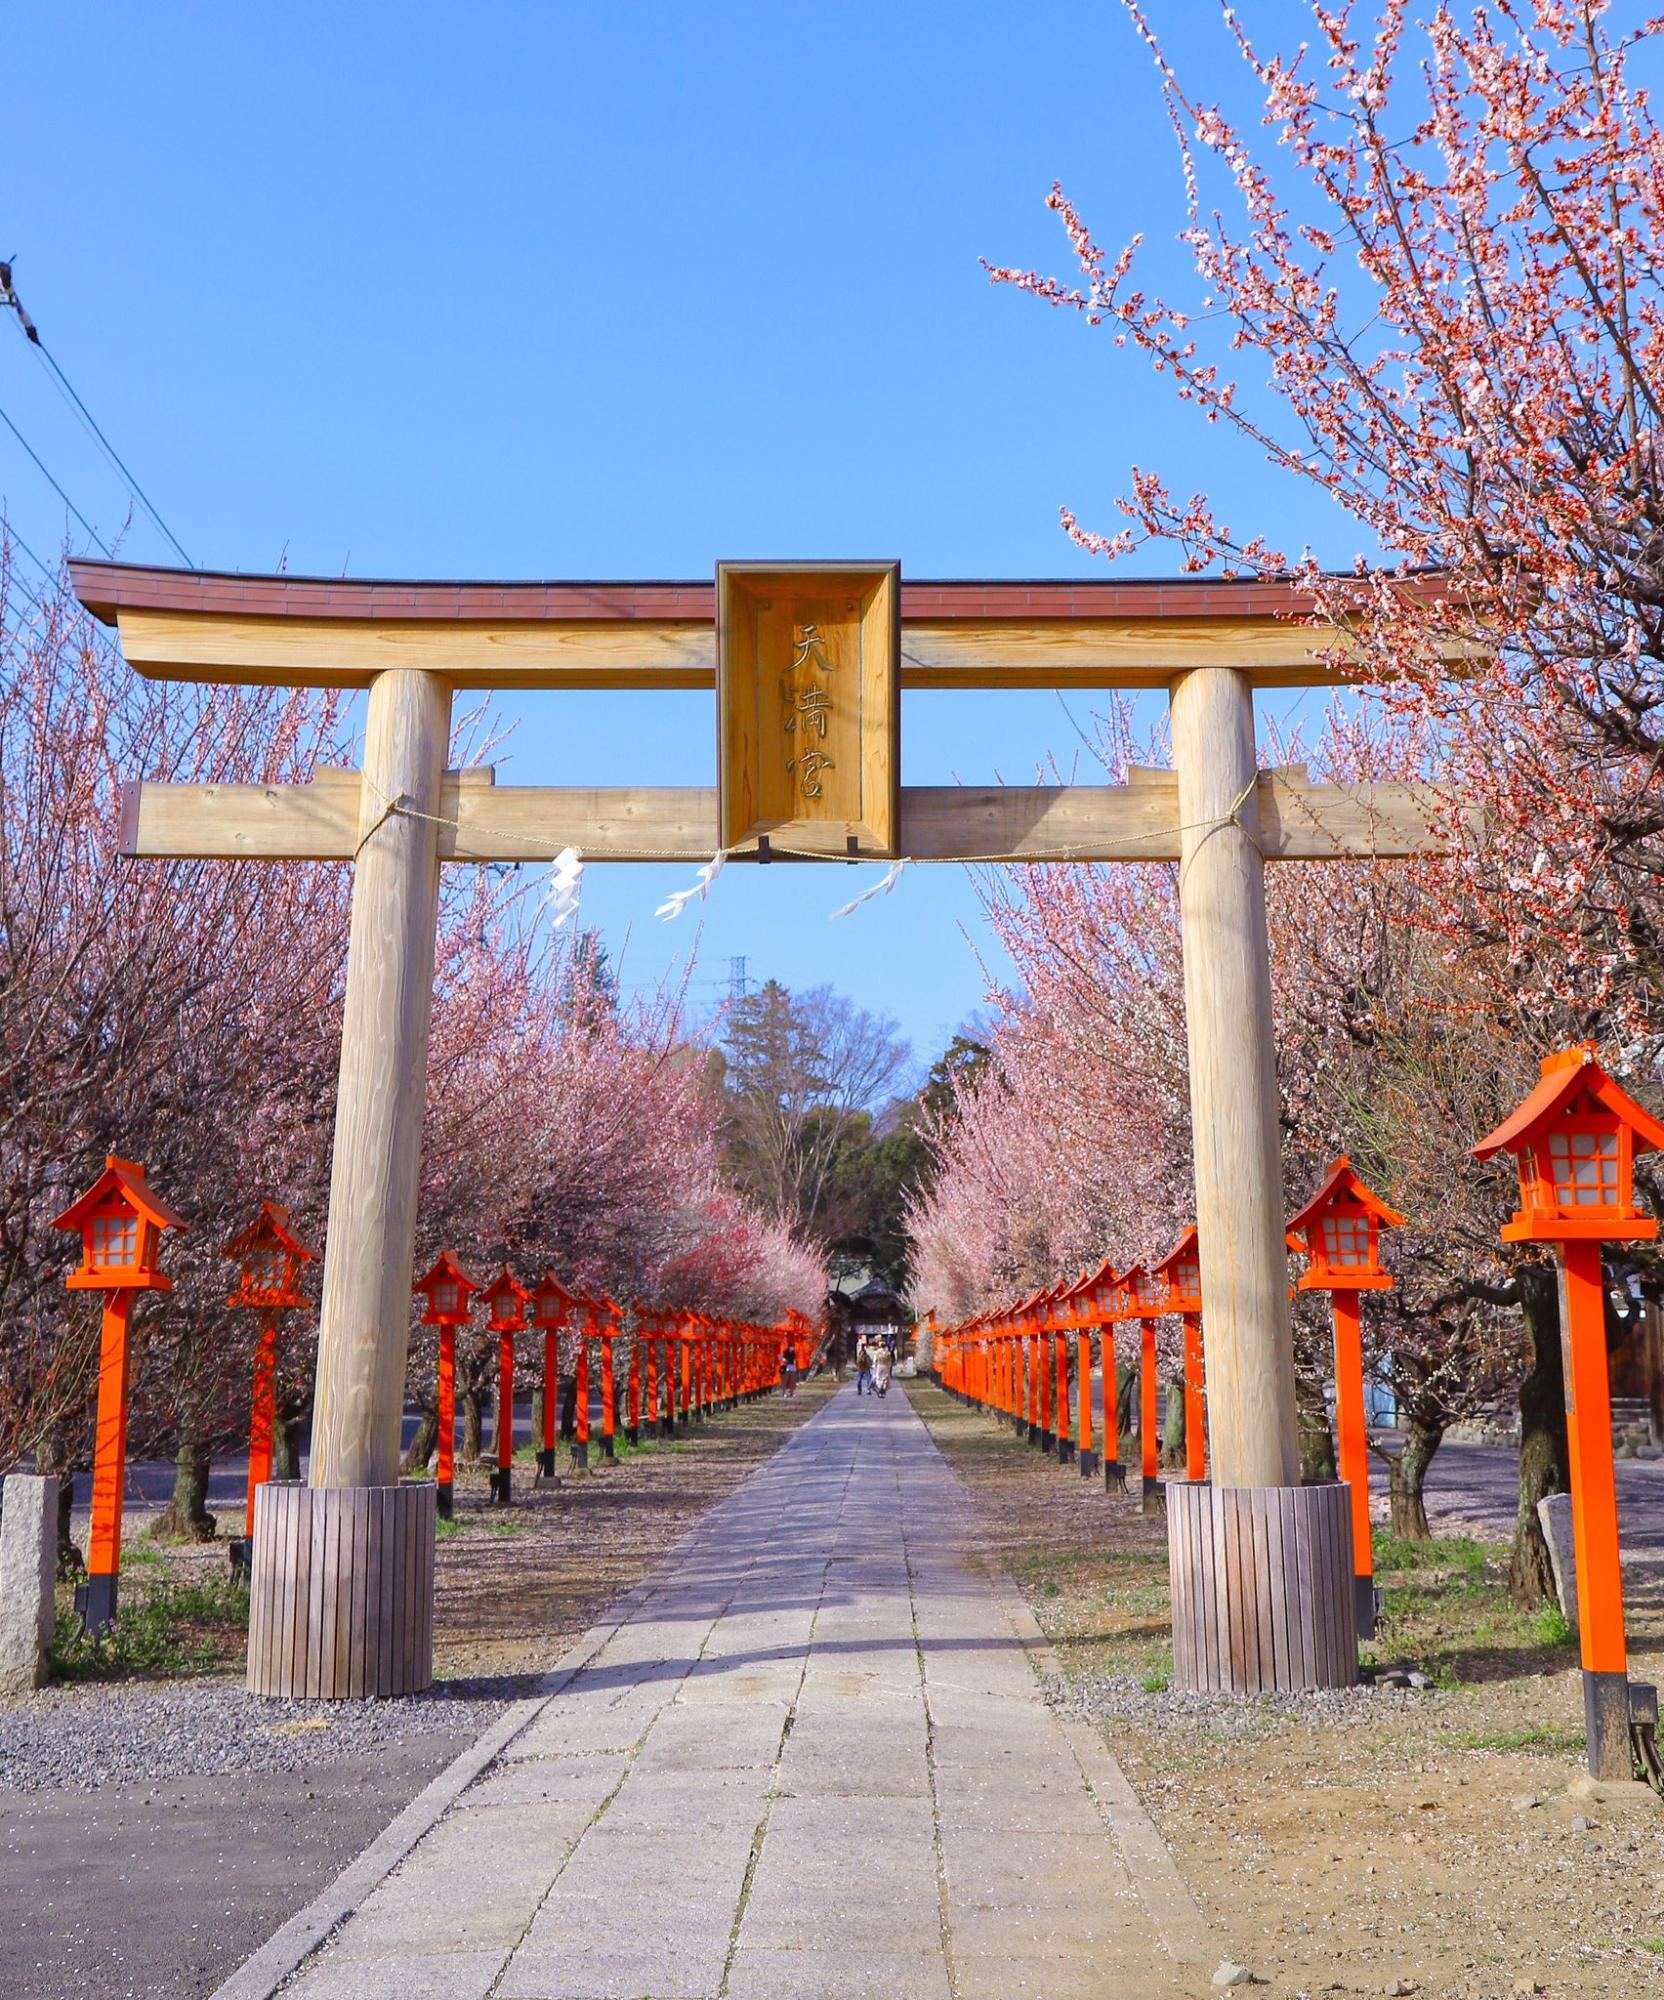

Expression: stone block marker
xmin=0 ymin=1474 xmax=58 ymax=1696
xmin=1538 ymin=1490 xmax=1579 ymax=1633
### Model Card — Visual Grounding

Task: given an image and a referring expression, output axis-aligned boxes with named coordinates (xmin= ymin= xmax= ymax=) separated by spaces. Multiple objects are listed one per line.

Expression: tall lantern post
xmin=414 ymin=1250 xmax=479 ymax=1521
xmin=1080 ymin=1259 xmax=1122 ymax=1492
xmin=482 ymin=1268 xmax=531 ymax=1504
xmin=52 ymin=1156 xmax=188 ymax=1632
xmin=569 ymin=1295 xmax=596 ymax=1470
xmin=596 ymin=1296 xmax=621 ymax=1460
xmin=1053 ymin=1279 xmax=1077 ymax=1466
xmin=222 ymin=1200 xmax=315 ymax=1570
xmin=1153 ymin=1229 xmax=1207 ymax=1483
xmin=1474 ymin=1045 xmax=1664 ymax=1781
xmin=1069 ymin=1270 xmax=1098 ymax=1479
xmin=532 ymin=1270 xmax=575 ymax=1482
xmin=1122 ymin=1263 xmax=1165 ymax=1514
xmin=1286 ymin=1160 xmax=1403 ymax=1641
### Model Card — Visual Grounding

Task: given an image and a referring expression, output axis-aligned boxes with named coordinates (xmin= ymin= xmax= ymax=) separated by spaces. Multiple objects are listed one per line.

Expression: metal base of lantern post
xmin=602 ymin=1435 xmax=615 ymax=1462
xmin=1167 ymin=1482 xmax=1358 ymax=1694
xmin=436 ymin=1481 xmax=453 ymax=1522
xmin=76 ymin=1572 xmax=118 ymax=1636
xmin=1057 ymin=1437 xmax=1074 ymax=1465
xmin=535 ymin=1447 xmax=556 ymax=1478
xmin=1041 ymin=1428 xmax=1056 ymax=1458
xmin=572 ymin=1441 xmax=589 ymax=1470
xmin=228 ymin=1537 xmax=253 ymax=1583
xmin=489 ymin=1467 xmax=512 ymax=1505
xmin=1079 ymin=1448 xmax=1098 ymax=1479
xmin=1354 ymin=1573 xmax=1378 ymax=1642
xmin=627 ymin=1424 xmax=639 ymax=1446
xmin=1104 ymin=1457 xmax=1128 ymax=1496
xmin=1585 ymin=1670 xmax=1639 ymax=1782
xmin=246 ymin=1483 xmax=434 ymax=1699
xmin=1142 ymin=1474 xmax=1162 ymax=1515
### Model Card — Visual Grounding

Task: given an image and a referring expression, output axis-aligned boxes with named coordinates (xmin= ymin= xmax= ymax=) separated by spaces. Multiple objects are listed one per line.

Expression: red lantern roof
xmin=531 ymin=1269 xmax=578 ymax=1327
xmin=1152 ymin=1227 xmax=1204 ymax=1313
xmin=222 ymin=1199 xmax=315 ymax=1310
xmin=1474 ymin=1045 xmax=1664 ymax=1244
xmin=53 ymin=1154 xmax=189 ymax=1292
xmin=483 ymin=1265 xmax=531 ymax=1333
xmin=1286 ymin=1159 xmax=1403 ymax=1290
xmin=414 ymin=1248 xmax=479 ymax=1326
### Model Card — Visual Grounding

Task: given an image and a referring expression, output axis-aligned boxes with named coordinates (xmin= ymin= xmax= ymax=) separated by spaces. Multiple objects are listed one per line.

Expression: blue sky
xmin=3 ymin=2 xmax=1346 ymax=1074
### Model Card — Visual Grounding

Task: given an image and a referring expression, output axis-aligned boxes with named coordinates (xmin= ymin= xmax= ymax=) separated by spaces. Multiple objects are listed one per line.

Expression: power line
xmin=0 ymin=398 xmax=112 ymax=556
xmin=0 ymin=260 xmax=192 ymax=566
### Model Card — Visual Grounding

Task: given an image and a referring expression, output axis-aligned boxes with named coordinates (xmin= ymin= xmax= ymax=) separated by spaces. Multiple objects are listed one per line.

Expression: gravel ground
xmin=1043 ymin=1664 xmax=1446 ymax=1739
xmin=0 ymin=1680 xmax=511 ymax=1794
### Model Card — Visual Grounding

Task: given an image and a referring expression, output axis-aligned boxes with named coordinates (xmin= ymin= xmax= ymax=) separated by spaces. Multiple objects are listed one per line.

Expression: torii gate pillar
xmin=1170 ymin=666 xmax=1299 ymax=1488
xmin=1166 ymin=666 xmax=1357 ymax=1693
xmin=248 ymin=668 xmax=450 ymax=1697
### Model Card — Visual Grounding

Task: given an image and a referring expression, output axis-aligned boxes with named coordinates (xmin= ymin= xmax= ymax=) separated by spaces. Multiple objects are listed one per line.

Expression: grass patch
xmin=1141 ymin=1666 xmax=1172 ymax=1694
xmin=1449 ymin=1723 xmax=1587 ymax=1755
xmin=1640 ymin=1939 xmax=1664 ymax=1956
xmin=1372 ymin=1532 xmax=1577 ymax=1683
xmin=52 ymin=1573 xmax=249 ymax=1681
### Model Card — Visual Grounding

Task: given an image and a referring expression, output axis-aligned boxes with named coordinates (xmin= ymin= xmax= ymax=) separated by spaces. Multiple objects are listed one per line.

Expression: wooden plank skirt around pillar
xmin=246 ymin=1482 xmax=435 ymax=1698
xmin=1167 ymin=1482 xmax=1357 ymax=1693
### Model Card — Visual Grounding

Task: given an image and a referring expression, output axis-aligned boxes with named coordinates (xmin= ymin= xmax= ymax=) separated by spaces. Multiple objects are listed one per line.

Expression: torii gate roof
xmin=68 ymin=560 xmax=1455 ymax=693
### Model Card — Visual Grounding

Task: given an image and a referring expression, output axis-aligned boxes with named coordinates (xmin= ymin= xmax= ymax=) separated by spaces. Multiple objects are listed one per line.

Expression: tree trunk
xmin=401 ymin=1405 xmax=437 ymax=1476
xmin=153 ymin=1441 xmax=216 ymax=1541
xmin=1510 ymin=1260 xmax=1570 ymax=1606
xmin=1116 ymin=1360 xmax=1137 ymax=1438
xmin=272 ymin=1413 xmax=305 ymax=1481
xmin=36 ymin=1433 xmax=83 ymax=1575
xmin=462 ymin=1386 xmax=483 ymax=1465
xmin=530 ymin=1386 xmax=545 ymax=1452
xmin=1161 ymin=1371 xmax=1186 ymax=1470
xmin=1297 ymin=1368 xmax=1338 ymax=1485
xmin=1387 ymin=1415 xmax=1442 ymax=1540
xmin=560 ymin=1377 xmax=579 ymax=1440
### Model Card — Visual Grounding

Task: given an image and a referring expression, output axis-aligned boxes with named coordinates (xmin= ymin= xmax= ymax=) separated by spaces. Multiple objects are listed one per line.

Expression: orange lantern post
xmin=1286 ymin=1161 xmax=1403 ymax=1641
xmin=627 ymin=1312 xmax=643 ymax=1445
xmin=532 ymin=1270 xmax=575 ymax=1481
xmin=1053 ymin=1283 xmax=1075 ymax=1466
xmin=482 ymin=1267 xmax=531 ymax=1504
xmin=1122 ymin=1264 xmax=1164 ymax=1514
xmin=415 ymin=1250 xmax=479 ymax=1520
xmin=596 ymin=1297 xmax=620 ymax=1460
xmin=1475 ymin=1045 xmax=1664 ymax=1781
xmin=222 ymin=1201 xmax=315 ymax=1566
xmin=1154 ymin=1228 xmax=1207 ymax=1483
xmin=1080 ymin=1258 xmax=1120 ymax=1487
xmin=570 ymin=1297 xmax=595 ymax=1469
xmin=53 ymin=1155 xmax=188 ymax=1633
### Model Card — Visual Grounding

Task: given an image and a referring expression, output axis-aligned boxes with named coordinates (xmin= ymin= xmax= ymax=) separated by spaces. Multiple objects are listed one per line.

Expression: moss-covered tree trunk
xmin=1116 ymin=1360 xmax=1137 ymax=1440
xmin=1509 ymin=1260 xmax=1570 ymax=1606
xmin=1161 ymin=1371 xmax=1186 ymax=1469
xmin=1387 ymin=1415 xmax=1442 ymax=1540
xmin=1297 ymin=1367 xmax=1338 ymax=1485
xmin=271 ymin=1413 xmax=305 ymax=1481
xmin=462 ymin=1386 xmax=483 ymax=1465
xmin=153 ymin=1440 xmax=216 ymax=1541
xmin=401 ymin=1406 xmax=437 ymax=1476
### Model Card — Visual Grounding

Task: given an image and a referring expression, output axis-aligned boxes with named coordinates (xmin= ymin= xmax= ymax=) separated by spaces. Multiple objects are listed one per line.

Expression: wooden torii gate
xmin=72 ymin=557 xmax=1462 ymax=1697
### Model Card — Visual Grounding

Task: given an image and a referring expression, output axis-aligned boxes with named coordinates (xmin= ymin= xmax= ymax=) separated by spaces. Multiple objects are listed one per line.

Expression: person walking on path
xmin=781 ymin=1347 xmax=799 ymax=1399
xmin=872 ymin=1347 xmax=892 ymax=1398
xmin=855 ymin=1342 xmax=872 ymax=1396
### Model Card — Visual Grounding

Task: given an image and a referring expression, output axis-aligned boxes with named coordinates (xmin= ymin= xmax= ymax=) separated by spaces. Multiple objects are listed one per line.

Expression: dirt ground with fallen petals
xmin=910 ymin=1379 xmax=1664 ymax=2000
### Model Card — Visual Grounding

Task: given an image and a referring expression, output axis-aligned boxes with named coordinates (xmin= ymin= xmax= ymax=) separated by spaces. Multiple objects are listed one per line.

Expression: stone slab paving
xmin=269 ymin=1386 xmax=1208 ymax=2000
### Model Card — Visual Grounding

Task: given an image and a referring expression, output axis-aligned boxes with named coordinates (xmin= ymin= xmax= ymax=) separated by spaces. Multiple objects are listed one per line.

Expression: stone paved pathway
xmin=269 ymin=1385 xmax=1208 ymax=2000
